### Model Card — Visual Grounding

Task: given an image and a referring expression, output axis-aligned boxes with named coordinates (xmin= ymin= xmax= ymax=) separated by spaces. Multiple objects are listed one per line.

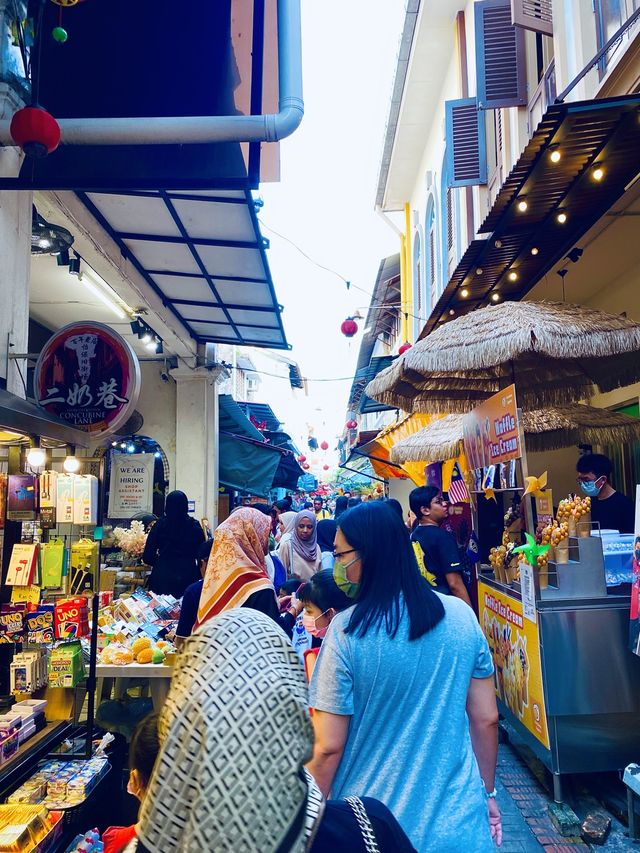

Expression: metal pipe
xmin=0 ymin=0 xmax=304 ymax=146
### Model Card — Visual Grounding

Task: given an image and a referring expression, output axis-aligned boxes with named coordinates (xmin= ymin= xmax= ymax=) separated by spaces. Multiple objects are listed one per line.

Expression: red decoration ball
xmin=320 ymin=441 xmax=329 ymax=451
xmin=398 ymin=342 xmax=412 ymax=355
xmin=302 ymin=463 xmax=310 ymax=470
xmin=10 ymin=106 xmax=61 ymax=157
xmin=298 ymin=455 xmax=306 ymax=463
xmin=346 ymin=419 xmax=358 ymax=430
xmin=341 ymin=318 xmax=358 ymax=338
xmin=323 ymin=464 xmax=329 ymax=471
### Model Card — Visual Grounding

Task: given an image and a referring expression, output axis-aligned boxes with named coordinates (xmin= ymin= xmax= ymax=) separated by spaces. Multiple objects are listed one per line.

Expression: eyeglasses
xmin=333 ymin=548 xmax=357 ymax=559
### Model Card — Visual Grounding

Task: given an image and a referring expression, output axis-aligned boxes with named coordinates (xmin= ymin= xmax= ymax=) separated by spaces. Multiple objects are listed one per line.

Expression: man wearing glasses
xmin=409 ymin=486 xmax=472 ymax=607
xmin=576 ymin=452 xmax=634 ymax=534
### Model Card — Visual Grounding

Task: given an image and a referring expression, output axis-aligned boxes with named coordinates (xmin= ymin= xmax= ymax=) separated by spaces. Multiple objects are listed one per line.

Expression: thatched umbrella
xmin=390 ymin=404 xmax=640 ymax=464
xmin=366 ymin=301 xmax=640 ymax=413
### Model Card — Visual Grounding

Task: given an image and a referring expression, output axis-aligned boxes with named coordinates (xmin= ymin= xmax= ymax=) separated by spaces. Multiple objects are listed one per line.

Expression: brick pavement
xmin=496 ymin=742 xmax=590 ymax=852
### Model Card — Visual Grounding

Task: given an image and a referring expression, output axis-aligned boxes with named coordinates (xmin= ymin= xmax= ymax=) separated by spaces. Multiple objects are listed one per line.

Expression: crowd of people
xmin=108 ymin=485 xmax=503 ymax=853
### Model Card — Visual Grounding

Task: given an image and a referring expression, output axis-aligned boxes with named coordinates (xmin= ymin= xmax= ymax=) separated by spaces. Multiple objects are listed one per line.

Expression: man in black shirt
xmin=409 ymin=486 xmax=472 ymax=606
xmin=576 ymin=453 xmax=635 ymax=534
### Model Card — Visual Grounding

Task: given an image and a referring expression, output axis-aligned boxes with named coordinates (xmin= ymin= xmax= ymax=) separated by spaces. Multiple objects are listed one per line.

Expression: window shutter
xmin=511 ymin=0 xmax=553 ymax=36
xmin=476 ymin=0 xmax=527 ymax=109
xmin=445 ymin=98 xmax=488 ymax=187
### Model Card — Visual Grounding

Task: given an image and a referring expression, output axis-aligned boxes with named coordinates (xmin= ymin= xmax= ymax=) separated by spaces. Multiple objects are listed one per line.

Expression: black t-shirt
xmin=591 ymin=490 xmax=635 ymax=534
xmin=411 ymin=524 xmax=462 ymax=594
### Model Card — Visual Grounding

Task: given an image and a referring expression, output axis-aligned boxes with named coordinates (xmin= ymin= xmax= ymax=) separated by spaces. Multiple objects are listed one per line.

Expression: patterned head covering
xmin=292 ymin=510 xmax=318 ymax=562
xmin=137 ymin=609 xmax=323 ymax=853
xmin=196 ymin=508 xmax=274 ymax=628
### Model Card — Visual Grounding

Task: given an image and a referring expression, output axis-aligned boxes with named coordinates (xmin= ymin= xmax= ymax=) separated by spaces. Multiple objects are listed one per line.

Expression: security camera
xmin=160 ymin=370 xmax=170 ymax=383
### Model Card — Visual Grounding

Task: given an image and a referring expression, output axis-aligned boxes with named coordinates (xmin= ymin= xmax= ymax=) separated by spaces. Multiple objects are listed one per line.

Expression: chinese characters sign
xmin=34 ymin=322 xmax=140 ymax=437
xmin=462 ymin=384 xmax=522 ymax=471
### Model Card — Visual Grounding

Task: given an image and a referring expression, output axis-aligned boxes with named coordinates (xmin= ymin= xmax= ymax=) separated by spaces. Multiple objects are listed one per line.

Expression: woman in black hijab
xmin=142 ymin=491 xmax=205 ymax=598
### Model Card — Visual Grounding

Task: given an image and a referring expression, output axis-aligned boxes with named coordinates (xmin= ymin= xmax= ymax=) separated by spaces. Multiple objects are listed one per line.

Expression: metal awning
xmin=354 ymin=355 xmax=398 ymax=414
xmin=422 ymin=93 xmax=640 ymax=334
xmin=78 ymin=190 xmax=289 ymax=350
xmin=237 ymin=402 xmax=282 ymax=432
xmin=0 ymin=389 xmax=89 ymax=447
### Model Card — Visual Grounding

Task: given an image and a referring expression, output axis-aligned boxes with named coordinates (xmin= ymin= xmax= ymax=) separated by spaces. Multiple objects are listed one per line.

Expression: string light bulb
xmin=550 ymin=147 xmax=561 ymax=163
xmin=531 ymin=247 xmax=539 ymax=256
xmin=63 ymin=448 xmax=81 ymax=473
xmin=449 ymin=309 xmax=455 ymax=316
xmin=592 ymin=166 xmax=604 ymax=182
xmin=556 ymin=211 xmax=568 ymax=224
xmin=461 ymin=288 xmax=469 ymax=298
xmin=508 ymin=271 xmax=518 ymax=282
xmin=491 ymin=293 xmax=500 ymax=302
xmin=517 ymin=198 xmax=528 ymax=212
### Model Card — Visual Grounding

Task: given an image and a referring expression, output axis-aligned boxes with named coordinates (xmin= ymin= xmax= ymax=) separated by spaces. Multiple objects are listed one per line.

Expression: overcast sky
xmin=258 ymin=0 xmax=405 ymax=468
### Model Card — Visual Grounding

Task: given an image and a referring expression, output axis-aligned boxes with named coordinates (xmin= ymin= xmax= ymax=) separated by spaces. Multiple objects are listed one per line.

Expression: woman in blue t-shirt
xmin=307 ymin=502 xmax=501 ymax=852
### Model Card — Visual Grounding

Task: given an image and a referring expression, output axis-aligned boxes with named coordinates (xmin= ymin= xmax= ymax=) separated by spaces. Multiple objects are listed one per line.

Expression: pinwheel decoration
xmin=513 ymin=533 xmax=550 ymax=567
xmin=523 ymin=471 xmax=548 ymax=498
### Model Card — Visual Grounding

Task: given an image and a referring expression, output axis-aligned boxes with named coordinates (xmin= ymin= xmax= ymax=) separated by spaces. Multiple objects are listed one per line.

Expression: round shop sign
xmin=34 ymin=321 xmax=141 ymax=437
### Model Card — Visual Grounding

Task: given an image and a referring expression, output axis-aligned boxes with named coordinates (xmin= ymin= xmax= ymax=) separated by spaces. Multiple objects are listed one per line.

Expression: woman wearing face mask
xmin=278 ymin=510 xmax=322 ymax=581
xmin=307 ymin=502 xmax=501 ymax=853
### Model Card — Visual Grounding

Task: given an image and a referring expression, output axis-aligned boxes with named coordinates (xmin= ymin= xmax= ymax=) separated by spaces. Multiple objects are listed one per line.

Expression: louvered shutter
xmin=511 ymin=0 xmax=553 ymax=36
xmin=445 ymin=98 xmax=488 ymax=187
xmin=475 ymin=0 xmax=527 ymax=109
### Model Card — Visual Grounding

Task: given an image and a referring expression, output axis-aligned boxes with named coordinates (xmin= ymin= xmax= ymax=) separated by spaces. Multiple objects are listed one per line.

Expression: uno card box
xmin=0 ymin=608 xmax=25 ymax=642
xmin=54 ymin=598 xmax=89 ymax=640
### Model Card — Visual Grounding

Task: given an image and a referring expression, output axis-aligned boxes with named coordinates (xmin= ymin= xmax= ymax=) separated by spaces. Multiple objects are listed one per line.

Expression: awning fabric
xmin=0 ymin=389 xmax=89 ymax=448
xmin=347 ymin=414 xmax=434 ymax=485
xmin=218 ymin=395 xmax=302 ymax=495
xmin=76 ymin=190 xmax=289 ymax=350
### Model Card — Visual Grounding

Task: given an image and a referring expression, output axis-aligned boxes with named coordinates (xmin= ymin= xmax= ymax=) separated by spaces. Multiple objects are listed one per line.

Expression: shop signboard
xmin=478 ymin=580 xmax=550 ymax=750
xmin=462 ymin=384 xmax=521 ymax=471
xmin=107 ymin=453 xmax=155 ymax=519
xmin=34 ymin=322 xmax=141 ymax=438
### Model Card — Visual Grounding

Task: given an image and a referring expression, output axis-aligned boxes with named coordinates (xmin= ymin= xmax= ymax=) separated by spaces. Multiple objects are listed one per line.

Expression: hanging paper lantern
xmin=320 ymin=441 xmax=329 ymax=451
xmin=298 ymin=455 xmax=306 ymax=463
xmin=341 ymin=317 xmax=358 ymax=338
xmin=398 ymin=342 xmax=412 ymax=355
xmin=346 ymin=419 xmax=357 ymax=430
xmin=323 ymin=464 xmax=329 ymax=471
xmin=375 ymin=485 xmax=383 ymax=494
xmin=10 ymin=106 xmax=61 ymax=157
xmin=302 ymin=463 xmax=310 ymax=470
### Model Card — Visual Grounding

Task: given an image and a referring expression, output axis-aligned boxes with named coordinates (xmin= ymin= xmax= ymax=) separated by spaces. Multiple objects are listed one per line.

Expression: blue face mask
xmin=580 ymin=478 xmax=603 ymax=497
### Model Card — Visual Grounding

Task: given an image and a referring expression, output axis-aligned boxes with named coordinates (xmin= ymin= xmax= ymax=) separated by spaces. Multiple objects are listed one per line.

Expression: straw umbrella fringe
xmin=390 ymin=405 xmax=640 ymax=464
xmin=366 ymin=301 xmax=640 ymax=413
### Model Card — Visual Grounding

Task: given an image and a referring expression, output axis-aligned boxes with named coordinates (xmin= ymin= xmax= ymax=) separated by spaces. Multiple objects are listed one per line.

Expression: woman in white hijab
xmin=131 ymin=609 xmax=415 ymax=853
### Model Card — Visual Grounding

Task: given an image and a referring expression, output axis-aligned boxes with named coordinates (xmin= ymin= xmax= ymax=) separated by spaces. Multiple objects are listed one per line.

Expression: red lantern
xmin=320 ymin=441 xmax=329 ymax=451
xmin=10 ymin=106 xmax=61 ymax=158
xmin=375 ymin=485 xmax=383 ymax=494
xmin=398 ymin=342 xmax=412 ymax=355
xmin=346 ymin=419 xmax=357 ymax=430
xmin=298 ymin=455 xmax=306 ymax=463
xmin=323 ymin=464 xmax=329 ymax=471
xmin=341 ymin=317 xmax=358 ymax=338
xmin=302 ymin=463 xmax=310 ymax=470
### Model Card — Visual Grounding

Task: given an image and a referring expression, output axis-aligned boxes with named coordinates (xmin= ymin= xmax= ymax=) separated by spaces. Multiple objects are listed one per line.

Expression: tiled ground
xmin=496 ymin=742 xmax=589 ymax=851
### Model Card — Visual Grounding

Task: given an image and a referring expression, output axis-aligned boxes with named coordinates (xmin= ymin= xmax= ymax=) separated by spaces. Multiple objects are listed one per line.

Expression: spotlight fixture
xmin=68 ymin=252 xmax=81 ymax=276
xmin=145 ymin=337 xmax=157 ymax=352
xmin=460 ymin=288 xmax=469 ymax=298
xmin=508 ymin=271 xmax=518 ymax=282
xmin=517 ymin=198 xmax=528 ymax=212
xmin=130 ymin=319 xmax=141 ymax=336
xmin=63 ymin=446 xmax=80 ymax=473
xmin=556 ymin=211 xmax=568 ymax=224
xmin=26 ymin=444 xmax=46 ymax=468
xmin=141 ymin=332 xmax=153 ymax=345
xmin=530 ymin=247 xmax=539 ymax=256
xmin=56 ymin=248 xmax=70 ymax=266
xmin=592 ymin=166 xmax=604 ymax=182
xmin=491 ymin=293 xmax=500 ymax=302
xmin=549 ymin=147 xmax=561 ymax=163
xmin=565 ymin=247 xmax=583 ymax=264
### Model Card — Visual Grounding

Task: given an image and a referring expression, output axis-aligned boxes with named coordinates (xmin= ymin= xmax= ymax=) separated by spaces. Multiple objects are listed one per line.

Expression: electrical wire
xmin=220 ymin=362 xmax=356 ymax=383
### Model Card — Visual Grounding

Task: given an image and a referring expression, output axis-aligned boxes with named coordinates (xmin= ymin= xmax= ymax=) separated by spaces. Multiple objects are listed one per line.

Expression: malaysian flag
xmin=447 ymin=461 xmax=469 ymax=505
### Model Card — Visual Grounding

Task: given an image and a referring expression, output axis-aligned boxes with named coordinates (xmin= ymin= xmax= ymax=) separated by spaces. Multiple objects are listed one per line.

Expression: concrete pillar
xmin=171 ymin=367 xmax=220 ymax=528
xmin=0 ymin=83 xmax=31 ymax=399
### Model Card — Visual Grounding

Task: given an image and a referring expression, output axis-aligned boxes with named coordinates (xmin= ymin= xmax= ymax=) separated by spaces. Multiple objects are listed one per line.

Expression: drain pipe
xmin=0 ymin=0 xmax=303 ymax=146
